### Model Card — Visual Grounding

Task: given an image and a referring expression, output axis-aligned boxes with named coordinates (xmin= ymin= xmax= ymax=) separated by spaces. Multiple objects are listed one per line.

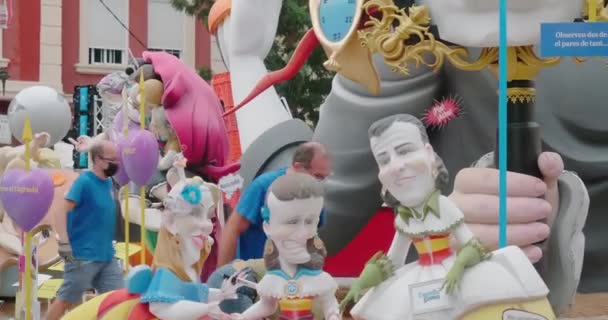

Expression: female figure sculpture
xmin=62 ymin=158 xmax=246 ymax=320
xmin=345 ymin=114 xmax=556 ymax=320
xmin=73 ymin=52 xmax=239 ymax=277
xmin=230 ymin=173 xmax=340 ymax=320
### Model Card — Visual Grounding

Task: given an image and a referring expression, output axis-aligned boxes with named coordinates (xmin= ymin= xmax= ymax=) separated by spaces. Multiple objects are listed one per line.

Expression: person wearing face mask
xmin=47 ymin=140 xmax=124 ymax=320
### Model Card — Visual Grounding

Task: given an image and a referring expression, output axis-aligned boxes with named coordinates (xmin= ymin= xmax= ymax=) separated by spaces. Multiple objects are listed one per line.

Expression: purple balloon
xmin=113 ymin=134 xmax=132 ymax=186
xmin=112 ymin=109 xmax=141 ymax=134
xmin=106 ymin=127 xmax=138 ymax=186
xmin=0 ymin=169 xmax=54 ymax=232
xmin=122 ymin=130 xmax=160 ymax=186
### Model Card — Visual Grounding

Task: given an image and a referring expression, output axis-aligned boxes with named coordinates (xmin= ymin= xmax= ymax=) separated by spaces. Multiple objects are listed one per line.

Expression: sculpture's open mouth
xmin=191 ymin=234 xmax=206 ymax=249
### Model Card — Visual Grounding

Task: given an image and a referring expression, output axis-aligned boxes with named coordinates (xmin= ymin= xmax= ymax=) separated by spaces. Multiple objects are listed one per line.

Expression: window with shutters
xmin=77 ymin=0 xmax=129 ymax=74
xmin=148 ymin=0 xmax=184 ymax=60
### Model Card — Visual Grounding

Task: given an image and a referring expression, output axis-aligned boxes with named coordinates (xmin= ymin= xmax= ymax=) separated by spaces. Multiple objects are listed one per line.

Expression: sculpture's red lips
xmin=191 ymin=234 xmax=206 ymax=249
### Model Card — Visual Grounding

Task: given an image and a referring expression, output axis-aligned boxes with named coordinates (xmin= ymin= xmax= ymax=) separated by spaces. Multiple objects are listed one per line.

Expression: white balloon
xmin=7 ymin=86 xmax=72 ymax=146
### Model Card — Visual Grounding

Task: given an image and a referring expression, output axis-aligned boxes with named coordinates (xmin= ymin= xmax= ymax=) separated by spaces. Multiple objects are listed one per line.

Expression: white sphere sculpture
xmin=7 ymin=86 xmax=72 ymax=146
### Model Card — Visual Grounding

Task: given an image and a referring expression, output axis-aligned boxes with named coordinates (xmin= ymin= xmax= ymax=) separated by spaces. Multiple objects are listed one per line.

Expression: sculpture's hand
xmin=228 ymin=313 xmax=245 ymax=320
xmin=339 ymin=252 xmax=394 ymax=311
xmin=207 ymin=302 xmax=230 ymax=320
xmin=442 ymin=261 xmax=465 ymax=295
xmin=172 ymin=153 xmax=187 ymax=169
xmin=68 ymin=136 xmax=92 ymax=152
xmin=442 ymin=238 xmax=486 ymax=295
xmin=327 ymin=313 xmax=341 ymax=320
xmin=211 ymin=314 xmax=234 ymax=320
xmin=33 ymin=132 xmax=50 ymax=147
xmin=450 ymin=152 xmax=563 ymax=263
xmin=174 ymin=152 xmax=185 ymax=162
xmin=150 ymin=202 xmax=163 ymax=209
xmin=339 ymin=282 xmax=363 ymax=312
xmin=220 ymin=268 xmax=252 ymax=300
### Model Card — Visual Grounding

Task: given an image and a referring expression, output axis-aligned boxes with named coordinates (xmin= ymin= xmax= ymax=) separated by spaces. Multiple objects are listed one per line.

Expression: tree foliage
xmin=170 ymin=0 xmax=333 ymax=127
xmin=198 ymin=66 xmax=212 ymax=82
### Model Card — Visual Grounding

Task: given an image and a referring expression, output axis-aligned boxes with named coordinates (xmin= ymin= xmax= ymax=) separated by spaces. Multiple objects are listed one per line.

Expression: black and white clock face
xmin=318 ymin=0 xmax=358 ymax=43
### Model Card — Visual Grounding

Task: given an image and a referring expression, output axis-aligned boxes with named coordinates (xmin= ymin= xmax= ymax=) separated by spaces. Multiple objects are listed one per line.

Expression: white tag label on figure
xmin=502 ymin=309 xmax=548 ymax=320
xmin=409 ymin=278 xmax=452 ymax=315
xmin=218 ymin=173 xmax=244 ymax=199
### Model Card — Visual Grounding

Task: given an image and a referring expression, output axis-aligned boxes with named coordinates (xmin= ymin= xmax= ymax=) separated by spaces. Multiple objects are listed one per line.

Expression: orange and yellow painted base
xmin=278 ymin=297 xmax=315 ymax=320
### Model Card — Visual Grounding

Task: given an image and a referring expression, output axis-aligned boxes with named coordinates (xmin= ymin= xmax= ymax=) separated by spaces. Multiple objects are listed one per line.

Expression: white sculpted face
xmin=263 ymin=193 xmax=323 ymax=265
xmin=421 ymin=0 xmax=582 ymax=47
xmin=371 ymin=121 xmax=436 ymax=208
xmin=163 ymin=181 xmax=215 ymax=267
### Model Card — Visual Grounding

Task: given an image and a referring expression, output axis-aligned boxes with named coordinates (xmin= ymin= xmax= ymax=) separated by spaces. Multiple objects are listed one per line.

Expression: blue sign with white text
xmin=540 ymin=22 xmax=608 ymax=57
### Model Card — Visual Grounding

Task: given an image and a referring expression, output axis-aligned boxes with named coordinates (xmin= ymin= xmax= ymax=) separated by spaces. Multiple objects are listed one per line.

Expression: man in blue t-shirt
xmin=217 ymin=142 xmax=332 ymax=266
xmin=47 ymin=140 xmax=123 ymax=320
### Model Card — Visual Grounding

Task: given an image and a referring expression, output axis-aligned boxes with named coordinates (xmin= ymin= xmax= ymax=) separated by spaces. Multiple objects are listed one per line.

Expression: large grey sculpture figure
xmin=223 ymin=0 xmax=601 ymax=315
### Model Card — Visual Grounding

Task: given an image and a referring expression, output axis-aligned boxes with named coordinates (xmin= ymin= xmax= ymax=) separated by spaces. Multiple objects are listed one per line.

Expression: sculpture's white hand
xmin=206 ymin=302 xmax=229 ymax=320
xmin=219 ymin=268 xmax=251 ymax=300
xmin=326 ymin=313 xmax=341 ymax=320
xmin=450 ymin=152 xmax=563 ymax=263
xmin=33 ymin=132 xmax=50 ymax=147
xmin=172 ymin=154 xmax=187 ymax=169
xmin=228 ymin=313 xmax=245 ymax=320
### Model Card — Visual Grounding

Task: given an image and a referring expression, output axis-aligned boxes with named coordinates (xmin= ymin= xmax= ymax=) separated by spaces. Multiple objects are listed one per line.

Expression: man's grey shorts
xmin=56 ymin=258 xmax=124 ymax=304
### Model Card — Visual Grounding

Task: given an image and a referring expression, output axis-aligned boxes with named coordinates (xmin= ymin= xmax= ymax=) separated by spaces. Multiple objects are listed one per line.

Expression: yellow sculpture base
xmin=462 ymin=297 xmax=556 ymax=320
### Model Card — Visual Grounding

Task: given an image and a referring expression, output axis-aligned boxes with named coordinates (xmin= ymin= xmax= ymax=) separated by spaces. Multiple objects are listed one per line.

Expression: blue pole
xmin=498 ymin=0 xmax=508 ymax=248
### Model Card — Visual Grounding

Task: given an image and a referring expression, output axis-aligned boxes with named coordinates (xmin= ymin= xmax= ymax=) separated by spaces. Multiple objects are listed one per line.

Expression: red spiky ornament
xmin=422 ymin=95 xmax=463 ymax=128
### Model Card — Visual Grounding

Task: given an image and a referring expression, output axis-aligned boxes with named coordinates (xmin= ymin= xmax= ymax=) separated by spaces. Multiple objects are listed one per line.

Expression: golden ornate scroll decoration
xmin=507 ymin=88 xmax=536 ymax=104
xmin=584 ymin=0 xmax=608 ymax=21
xmin=487 ymin=46 xmax=561 ymax=82
xmin=358 ymin=0 xmax=596 ymax=78
xmin=358 ymin=1 xmax=496 ymax=75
